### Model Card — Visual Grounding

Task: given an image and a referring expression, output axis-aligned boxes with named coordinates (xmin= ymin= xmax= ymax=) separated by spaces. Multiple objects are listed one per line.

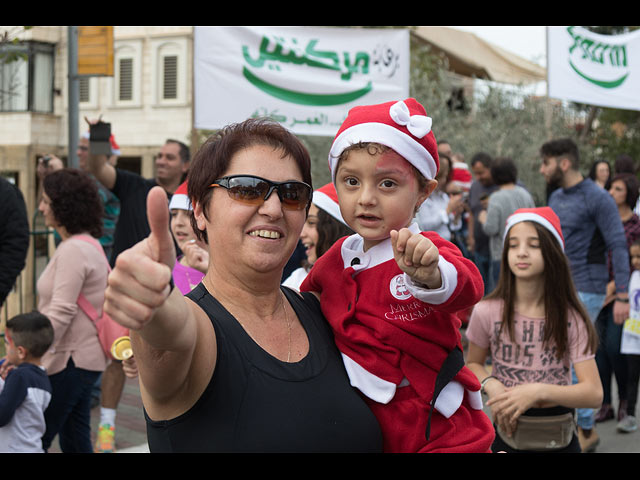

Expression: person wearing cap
xmin=300 ymin=98 xmax=494 ymax=453
xmin=446 ymin=162 xmax=473 ymax=259
xmin=168 ymin=181 xmax=206 ymax=294
xmin=540 ymin=137 xmax=630 ymax=451
xmin=282 ymin=183 xmax=353 ymax=291
xmin=466 ymin=207 xmax=602 ymax=453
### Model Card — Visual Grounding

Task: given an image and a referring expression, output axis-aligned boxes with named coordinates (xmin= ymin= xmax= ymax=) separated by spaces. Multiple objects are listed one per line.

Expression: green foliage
xmin=409 ymin=41 xmax=579 ymax=205
xmin=196 ymin=27 xmax=640 ymax=203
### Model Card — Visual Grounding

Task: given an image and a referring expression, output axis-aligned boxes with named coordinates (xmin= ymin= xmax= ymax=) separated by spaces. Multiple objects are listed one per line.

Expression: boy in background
xmin=0 ymin=312 xmax=54 ymax=452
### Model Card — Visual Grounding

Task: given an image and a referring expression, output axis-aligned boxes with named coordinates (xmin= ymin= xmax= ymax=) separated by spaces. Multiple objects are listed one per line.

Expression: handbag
xmin=74 ymin=235 xmax=129 ymax=361
xmin=497 ymin=411 xmax=576 ymax=451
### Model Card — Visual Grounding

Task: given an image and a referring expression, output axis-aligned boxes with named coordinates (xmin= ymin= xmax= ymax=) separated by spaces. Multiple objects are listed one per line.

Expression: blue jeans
xmin=574 ymin=291 xmax=605 ymax=430
xmin=595 ymin=303 xmax=628 ymax=405
xmin=42 ymin=358 xmax=102 ymax=453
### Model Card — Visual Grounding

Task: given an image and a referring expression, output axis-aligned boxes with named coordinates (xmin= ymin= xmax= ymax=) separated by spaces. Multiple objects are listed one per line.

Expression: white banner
xmin=548 ymin=26 xmax=640 ymax=111
xmin=194 ymin=26 xmax=409 ymax=136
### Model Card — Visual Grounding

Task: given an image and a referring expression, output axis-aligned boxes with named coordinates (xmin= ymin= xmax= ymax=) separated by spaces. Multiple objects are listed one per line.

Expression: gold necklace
xmin=282 ymin=292 xmax=292 ymax=363
xmin=238 ymin=292 xmax=292 ymax=362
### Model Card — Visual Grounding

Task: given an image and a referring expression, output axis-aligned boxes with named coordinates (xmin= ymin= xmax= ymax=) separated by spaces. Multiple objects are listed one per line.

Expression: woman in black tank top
xmin=104 ymin=119 xmax=382 ymax=452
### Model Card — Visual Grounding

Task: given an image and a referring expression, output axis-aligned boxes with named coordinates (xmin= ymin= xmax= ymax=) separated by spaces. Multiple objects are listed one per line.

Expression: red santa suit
xmin=300 ymin=223 xmax=495 ymax=452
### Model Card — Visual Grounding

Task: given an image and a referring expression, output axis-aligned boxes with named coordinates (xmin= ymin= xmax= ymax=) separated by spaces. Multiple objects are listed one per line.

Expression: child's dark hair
xmin=6 ymin=311 xmax=54 ymax=358
xmin=487 ymin=222 xmax=598 ymax=360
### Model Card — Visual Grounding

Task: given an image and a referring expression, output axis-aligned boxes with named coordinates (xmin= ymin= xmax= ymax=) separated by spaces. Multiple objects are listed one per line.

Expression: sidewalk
xmin=49 ymin=375 xmax=149 ymax=453
xmin=48 ymin=335 xmax=638 ymax=454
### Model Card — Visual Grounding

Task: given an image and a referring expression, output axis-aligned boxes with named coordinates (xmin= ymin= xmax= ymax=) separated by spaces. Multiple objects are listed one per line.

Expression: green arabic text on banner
xmin=548 ymin=26 xmax=640 ymax=111
xmin=193 ymin=26 xmax=410 ymax=136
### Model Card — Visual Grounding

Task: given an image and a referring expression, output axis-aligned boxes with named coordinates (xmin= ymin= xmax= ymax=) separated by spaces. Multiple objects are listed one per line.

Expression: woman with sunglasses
xmin=104 ymin=118 xmax=382 ymax=452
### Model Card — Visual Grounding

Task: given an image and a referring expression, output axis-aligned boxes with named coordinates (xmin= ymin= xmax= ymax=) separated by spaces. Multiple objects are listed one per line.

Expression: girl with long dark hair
xmin=466 ymin=207 xmax=602 ymax=453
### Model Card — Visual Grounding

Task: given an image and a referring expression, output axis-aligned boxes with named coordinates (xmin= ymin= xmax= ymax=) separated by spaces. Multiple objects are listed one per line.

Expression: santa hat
xmin=81 ymin=131 xmax=121 ymax=156
xmin=328 ymin=98 xmax=439 ymax=183
xmin=451 ymin=162 xmax=472 ymax=191
xmin=504 ymin=207 xmax=564 ymax=250
xmin=169 ymin=180 xmax=192 ymax=211
xmin=312 ymin=183 xmax=347 ymax=225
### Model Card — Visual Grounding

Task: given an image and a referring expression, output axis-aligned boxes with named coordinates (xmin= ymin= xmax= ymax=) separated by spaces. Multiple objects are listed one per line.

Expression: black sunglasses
xmin=209 ymin=175 xmax=311 ymax=211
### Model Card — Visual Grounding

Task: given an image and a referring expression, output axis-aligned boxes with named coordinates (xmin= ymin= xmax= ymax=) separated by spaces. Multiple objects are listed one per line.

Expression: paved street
xmin=48 ymin=355 xmax=639 ymax=454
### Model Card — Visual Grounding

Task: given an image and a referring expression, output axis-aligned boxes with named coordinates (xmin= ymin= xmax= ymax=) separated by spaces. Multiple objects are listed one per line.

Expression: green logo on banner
xmin=567 ymin=26 xmax=629 ymax=89
xmin=241 ymin=36 xmax=382 ymax=106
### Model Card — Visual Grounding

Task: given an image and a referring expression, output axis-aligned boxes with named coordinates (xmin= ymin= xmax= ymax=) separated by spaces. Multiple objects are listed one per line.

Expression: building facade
xmin=0 ymin=26 xmax=194 ymax=317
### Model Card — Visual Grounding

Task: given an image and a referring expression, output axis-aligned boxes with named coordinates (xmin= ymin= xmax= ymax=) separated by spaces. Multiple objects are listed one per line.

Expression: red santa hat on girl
xmin=312 ymin=183 xmax=347 ymax=225
xmin=451 ymin=162 xmax=472 ymax=191
xmin=328 ymin=98 xmax=439 ymax=183
xmin=504 ymin=207 xmax=565 ymax=250
xmin=169 ymin=180 xmax=192 ymax=211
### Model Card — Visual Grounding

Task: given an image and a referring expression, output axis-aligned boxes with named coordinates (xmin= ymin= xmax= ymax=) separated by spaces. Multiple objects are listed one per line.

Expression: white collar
xmin=341 ymin=223 xmax=421 ymax=272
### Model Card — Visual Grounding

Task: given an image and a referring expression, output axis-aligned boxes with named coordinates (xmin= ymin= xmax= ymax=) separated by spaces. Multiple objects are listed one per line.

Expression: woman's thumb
xmin=146 ymin=186 xmax=176 ymax=267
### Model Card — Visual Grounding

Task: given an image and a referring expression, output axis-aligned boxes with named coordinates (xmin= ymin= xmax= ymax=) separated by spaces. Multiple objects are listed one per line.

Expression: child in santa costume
xmin=169 ymin=181 xmax=206 ymax=294
xmin=300 ymin=98 xmax=494 ymax=453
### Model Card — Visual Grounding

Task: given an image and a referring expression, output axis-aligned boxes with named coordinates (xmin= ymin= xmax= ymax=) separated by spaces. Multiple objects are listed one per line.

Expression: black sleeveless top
xmin=144 ymin=284 xmax=383 ymax=453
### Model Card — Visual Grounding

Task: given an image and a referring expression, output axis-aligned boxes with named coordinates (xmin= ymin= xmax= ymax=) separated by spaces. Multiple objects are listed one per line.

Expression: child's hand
xmin=391 ymin=228 xmax=442 ymax=289
xmin=0 ymin=357 xmax=14 ymax=380
xmin=122 ymin=356 xmax=139 ymax=379
xmin=183 ymin=240 xmax=209 ymax=274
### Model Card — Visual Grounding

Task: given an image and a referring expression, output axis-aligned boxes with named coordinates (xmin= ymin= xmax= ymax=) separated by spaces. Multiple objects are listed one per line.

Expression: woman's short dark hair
xmin=188 ymin=118 xmax=312 ymax=243
xmin=43 ymin=168 xmax=103 ymax=238
xmin=610 ymin=173 xmax=640 ymax=209
xmin=490 ymin=157 xmax=518 ymax=186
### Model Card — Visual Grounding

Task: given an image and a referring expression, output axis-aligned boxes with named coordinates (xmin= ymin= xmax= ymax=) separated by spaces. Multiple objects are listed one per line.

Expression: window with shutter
xmin=79 ymin=76 xmax=90 ymax=103
xmin=119 ymin=58 xmax=133 ymax=101
xmin=163 ymin=55 xmax=177 ymax=100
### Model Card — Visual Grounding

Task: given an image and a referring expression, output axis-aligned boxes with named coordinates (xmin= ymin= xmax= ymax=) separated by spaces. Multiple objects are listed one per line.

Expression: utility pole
xmin=68 ymin=26 xmax=79 ymax=168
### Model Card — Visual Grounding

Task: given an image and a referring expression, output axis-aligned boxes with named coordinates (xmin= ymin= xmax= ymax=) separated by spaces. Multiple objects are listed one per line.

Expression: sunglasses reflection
xmin=209 ymin=175 xmax=311 ymax=210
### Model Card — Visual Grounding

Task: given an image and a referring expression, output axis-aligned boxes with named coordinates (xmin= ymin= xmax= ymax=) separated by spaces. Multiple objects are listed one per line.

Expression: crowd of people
xmin=0 ymin=97 xmax=639 ymax=453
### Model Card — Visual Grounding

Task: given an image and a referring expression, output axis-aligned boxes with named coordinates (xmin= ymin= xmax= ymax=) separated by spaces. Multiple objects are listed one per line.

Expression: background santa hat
xmin=451 ymin=162 xmax=472 ymax=191
xmin=504 ymin=207 xmax=565 ymax=250
xmin=328 ymin=98 xmax=439 ymax=183
xmin=312 ymin=183 xmax=347 ymax=225
xmin=169 ymin=180 xmax=191 ymax=211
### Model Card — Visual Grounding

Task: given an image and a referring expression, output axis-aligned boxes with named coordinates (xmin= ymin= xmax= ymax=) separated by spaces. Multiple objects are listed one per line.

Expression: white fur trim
xmin=169 ymin=193 xmax=192 ymax=211
xmin=329 ymin=122 xmax=437 ymax=182
xmin=312 ymin=191 xmax=347 ymax=225
xmin=504 ymin=212 xmax=564 ymax=250
xmin=404 ymin=255 xmax=458 ymax=305
xmin=341 ymin=353 xmax=397 ymax=404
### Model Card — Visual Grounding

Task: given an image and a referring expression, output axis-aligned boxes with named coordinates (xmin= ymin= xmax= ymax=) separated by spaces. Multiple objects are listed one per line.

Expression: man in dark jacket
xmin=0 ymin=177 xmax=29 ymax=308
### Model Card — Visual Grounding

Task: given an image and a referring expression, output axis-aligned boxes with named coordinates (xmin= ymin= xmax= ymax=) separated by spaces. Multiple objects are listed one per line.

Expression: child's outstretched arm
xmin=390 ymin=228 xmax=441 ymax=289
